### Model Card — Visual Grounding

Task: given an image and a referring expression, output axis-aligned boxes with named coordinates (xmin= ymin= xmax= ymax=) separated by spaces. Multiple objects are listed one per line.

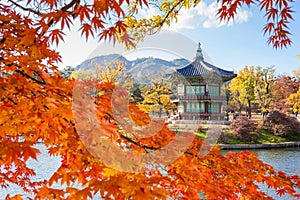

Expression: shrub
xmin=230 ymin=116 xmax=258 ymax=142
xmin=263 ymin=111 xmax=300 ymax=137
xmin=217 ymin=130 xmax=230 ymax=144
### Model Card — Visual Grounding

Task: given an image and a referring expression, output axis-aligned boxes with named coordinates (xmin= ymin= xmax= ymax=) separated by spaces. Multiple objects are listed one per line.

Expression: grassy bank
xmin=221 ymin=130 xmax=300 ymax=144
xmin=168 ymin=123 xmax=300 ymax=145
xmin=194 ymin=129 xmax=300 ymax=144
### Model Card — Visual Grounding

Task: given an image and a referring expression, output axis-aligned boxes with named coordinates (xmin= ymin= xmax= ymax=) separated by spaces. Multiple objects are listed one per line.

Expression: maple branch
xmin=15 ymin=69 xmax=46 ymax=85
xmin=104 ymin=111 xmax=212 ymax=168
xmin=33 ymin=70 xmax=46 ymax=85
xmin=120 ymin=134 xmax=153 ymax=152
xmin=120 ymin=134 xmax=211 ymax=163
xmin=61 ymin=0 xmax=80 ymax=12
xmin=0 ymin=38 xmax=6 ymax=45
xmin=7 ymin=0 xmax=43 ymax=15
xmin=104 ymin=111 xmax=159 ymax=153
xmin=159 ymin=0 xmax=183 ymax=28
xmin=45 ymin=0 xmax=80 ymax=29
xmin=120 ymin=131 xmax=212 ymax=169
xmin=7 ymin=97 xmax=17 ymax=105
xmin=127 ymin=1 xmax=138 ymax=17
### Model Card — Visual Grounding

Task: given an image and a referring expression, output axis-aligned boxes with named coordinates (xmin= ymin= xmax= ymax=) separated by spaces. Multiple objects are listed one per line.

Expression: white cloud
xmin=169 ymin=1 xmax=252 ymax=30
xmin=137 ymin=1 xmax=252 ymax=30
xmin=139 ymin=6 xmax=157 ymax=18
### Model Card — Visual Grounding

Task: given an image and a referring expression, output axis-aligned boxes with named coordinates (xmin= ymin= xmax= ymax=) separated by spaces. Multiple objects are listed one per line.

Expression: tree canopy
xmin=228 ymin=66 xmax=278 ymax=118
xmin=2 ymin=0 xmax=295 ymax=48
xmin=1 ymin=0 xmax=300 ymax=199
xmin=228 ymin=66 xmax=256 ymax=117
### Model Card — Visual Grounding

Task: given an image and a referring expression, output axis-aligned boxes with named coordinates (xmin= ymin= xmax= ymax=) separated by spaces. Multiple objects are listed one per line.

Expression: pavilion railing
xmin=176 ymin=95 xmax=226 ymax=101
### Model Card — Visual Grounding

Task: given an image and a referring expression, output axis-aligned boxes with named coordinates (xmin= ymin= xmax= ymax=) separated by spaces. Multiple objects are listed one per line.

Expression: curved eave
xmin=176 ymin=60 xmax=236 ymax=82
xmin=222 ymin=73 xmax=237 ymax=82
xmin=176 ymin=73 xmax=237 ymax=82
xmin=176 ymin=60 xmax=212 ymax=77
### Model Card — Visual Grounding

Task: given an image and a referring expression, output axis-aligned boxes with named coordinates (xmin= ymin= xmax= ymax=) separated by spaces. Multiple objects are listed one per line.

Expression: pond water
xmin=221 ymin=147 xmax=300 ymax=199
xmin=1 ymin=144 xmax=299 ymax=199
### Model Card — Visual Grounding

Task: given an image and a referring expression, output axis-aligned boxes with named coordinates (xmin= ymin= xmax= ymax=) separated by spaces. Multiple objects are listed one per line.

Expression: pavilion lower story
xmin=174 ymin=100 xmax=226 ymax=120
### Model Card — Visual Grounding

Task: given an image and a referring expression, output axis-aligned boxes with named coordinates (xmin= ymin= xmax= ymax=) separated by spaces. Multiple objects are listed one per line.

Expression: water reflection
xmin=221 ymin=147 xmax=300 ymax=199
xmin=0 ymin=143 xmax=61 ymax=198
xmin=1 ymin=145 xmax=299 ymax=199
xmin=222 ymin=147 xmax=300 ymax=175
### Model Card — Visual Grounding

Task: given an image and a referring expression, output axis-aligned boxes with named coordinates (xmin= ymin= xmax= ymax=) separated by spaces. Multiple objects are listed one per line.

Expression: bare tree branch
xmin=15 ymin=69 xmax=46 ymax=85
xmin=7 ymin=0 xmax=43 ymax=15
xmin=61 ymin=0 xmax=80 ymax=12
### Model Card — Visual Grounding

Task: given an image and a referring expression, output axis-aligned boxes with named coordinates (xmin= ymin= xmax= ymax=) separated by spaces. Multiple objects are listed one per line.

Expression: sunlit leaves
xmin=67 ymin=187 xmax=93 ymax=199
xmin=218 ymin=0 xmax=294 ymax=48
xmin=270 ymin=75 xmax=300 ymax=111
xmin=93 ymin=0 xmax=109 ymax=15
xmin=23 ymin=0 xmax=293 ymax=49
xmin=73 ymin=5 xmax=92 ymax=22
xmin=91 ymin=16 xmax=105 ymax=30
xmin=263 ymin=22 xmax=275 ymax=35
xmin=59 ymin=11 xmax=73 ymax=30
xmin=5 ymin=194 xmax=23 ymax=200
xmin=287 ymin=87 xmax=300 ymax=113
xmin=41 ymin=0 xmax=59 ymax=10
xmin=265 ymin=7 xmax=278 ymax=20
xmin=228 ymin=66 xmax=256 ymax=117
xmin=80 ymin=23 xmax=94 ymax=38
xmin=49 ymin=29 xmax=65 ymax=46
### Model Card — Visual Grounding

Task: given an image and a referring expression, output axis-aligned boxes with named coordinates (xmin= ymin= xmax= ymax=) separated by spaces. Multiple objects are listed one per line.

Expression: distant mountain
xmin=75 ymin=54 xmax=190 ymax=83
xmin=75 ymin=54 xmax=132 ymax=71
xmin=171 ymin=58 xmax=190 ymax=67
xmin=76 ymin=54 xmax=189 ymax=70
xmin=127 ymin=57 xmax=178 ymax=83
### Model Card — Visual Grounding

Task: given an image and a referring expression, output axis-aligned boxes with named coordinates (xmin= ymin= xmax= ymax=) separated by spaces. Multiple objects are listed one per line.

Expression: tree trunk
xmin=248 ymin=100 xmax=252 ymax=119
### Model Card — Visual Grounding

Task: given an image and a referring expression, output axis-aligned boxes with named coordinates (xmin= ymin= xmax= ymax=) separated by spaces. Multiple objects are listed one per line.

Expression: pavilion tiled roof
xmin=176 ymin=43 xmax=237 ymax=81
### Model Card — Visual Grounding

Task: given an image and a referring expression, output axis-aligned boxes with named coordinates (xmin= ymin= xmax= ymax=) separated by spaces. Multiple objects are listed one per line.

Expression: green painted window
xmin=209 ymin=102 xmax=219 ymax=113
xmin=208 ymin=85 xmax=219 ymax=96
xmin=199 ymin=102 xmax=205 ymax=112
xmin=194 ymin=86 xmax=205 ymax=95
xmin=186 ymin=85 xmax=205 ymax=95
xmin=186 ymin=102 xmax=205 ymax=112
xmin=186 ymin=86 xmax=194 ymax=95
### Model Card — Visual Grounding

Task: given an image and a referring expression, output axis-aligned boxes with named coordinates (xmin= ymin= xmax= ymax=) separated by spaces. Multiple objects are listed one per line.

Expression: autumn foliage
xmin=230 ymin=116 xmax=258 ymax=142
xmin=217 ymin=0 xmax=294 ymax=48
xmin=263 ymin=111 xmax=300 ymax=137
xmin=1 ymin=0 xmax=300 ymax=199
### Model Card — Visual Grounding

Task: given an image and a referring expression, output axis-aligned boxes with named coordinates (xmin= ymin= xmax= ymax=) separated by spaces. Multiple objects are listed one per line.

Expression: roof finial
xmin=196 ymin=42 xmax=204 ymax=60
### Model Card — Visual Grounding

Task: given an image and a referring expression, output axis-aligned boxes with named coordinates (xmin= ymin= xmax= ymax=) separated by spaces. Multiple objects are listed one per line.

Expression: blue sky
xmin=56 ymin=0 xmax=300 ymax=75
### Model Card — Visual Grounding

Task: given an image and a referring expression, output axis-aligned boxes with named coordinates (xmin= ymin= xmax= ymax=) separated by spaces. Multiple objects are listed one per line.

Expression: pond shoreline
xmin=218 ymin=141 xmax=300 ymax=150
